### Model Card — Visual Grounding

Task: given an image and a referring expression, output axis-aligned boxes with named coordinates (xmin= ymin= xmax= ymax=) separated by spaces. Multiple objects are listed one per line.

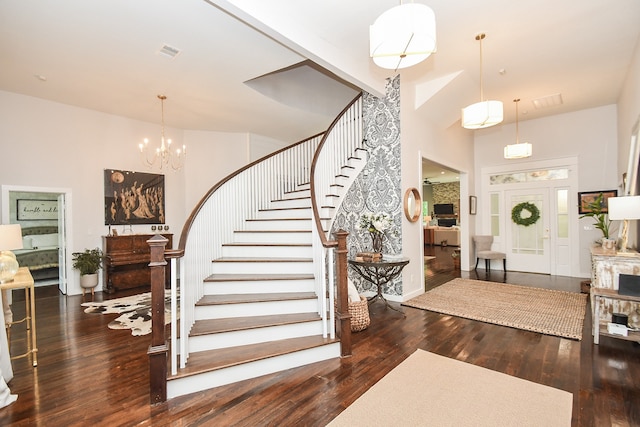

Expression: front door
xmin=505 ymin=189 xmax=550 ymax=274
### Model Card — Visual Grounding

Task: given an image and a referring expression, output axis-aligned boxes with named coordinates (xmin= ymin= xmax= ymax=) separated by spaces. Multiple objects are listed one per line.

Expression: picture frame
xmin=17 ymin=199 xmax=58 ymax=220
xmin=104 ymin=169 xmax=165 ymax=225
xmin=578 ymin=190 xmax=617 ymax=214
xmin=469 ymin=195 xmax=477 ymax=215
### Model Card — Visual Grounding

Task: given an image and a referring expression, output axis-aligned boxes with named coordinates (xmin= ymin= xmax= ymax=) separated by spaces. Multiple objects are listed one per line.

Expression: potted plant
xmin=72 ymin=248 xmax=103 ymax=294
xmin=579 ymin=193 xmax=615 ymax=251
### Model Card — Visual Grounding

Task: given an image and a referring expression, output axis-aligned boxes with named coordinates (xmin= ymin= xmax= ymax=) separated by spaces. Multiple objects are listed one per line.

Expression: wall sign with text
xmin=17 ymin=199 xmax=58 ymax=220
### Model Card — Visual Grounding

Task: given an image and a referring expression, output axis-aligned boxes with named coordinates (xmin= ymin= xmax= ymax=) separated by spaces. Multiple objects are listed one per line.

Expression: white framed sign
xmin=17 ymin=199 xmax=58 ymax=220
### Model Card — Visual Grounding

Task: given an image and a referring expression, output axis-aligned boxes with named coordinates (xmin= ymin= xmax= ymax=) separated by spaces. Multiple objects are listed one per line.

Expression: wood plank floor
xmin=1 ymin=250 xmax=639 ymax=426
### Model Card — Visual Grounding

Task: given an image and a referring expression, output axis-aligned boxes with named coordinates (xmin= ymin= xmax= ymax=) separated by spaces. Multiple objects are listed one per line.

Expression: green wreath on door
xmin=511 ymin=202 xmax=540 ymax=227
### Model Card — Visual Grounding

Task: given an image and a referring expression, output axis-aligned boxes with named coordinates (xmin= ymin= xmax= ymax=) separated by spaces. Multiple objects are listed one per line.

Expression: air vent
xmin=157 ymin=44 xmax=181 ymax=59
xmin=531 ymin=93 xmax=563 ymax=109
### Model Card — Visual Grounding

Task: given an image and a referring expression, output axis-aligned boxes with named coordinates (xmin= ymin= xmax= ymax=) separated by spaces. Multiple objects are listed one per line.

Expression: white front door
xmin=505 ymin=189 xmax=551 ymax=274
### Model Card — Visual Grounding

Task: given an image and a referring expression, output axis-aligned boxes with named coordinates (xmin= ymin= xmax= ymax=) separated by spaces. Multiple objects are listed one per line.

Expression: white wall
xmin=400 ymin=80 xmax=476 ymax=300
xmin=0 ymin=91 xmax=259 ymax=295
xmin=182 ymin=130 xmax=250 ymax=215
xmin=474 ymin=105 xmax=618 ymax=277
xmin=617 ymin=35 xmax=640 ymax=248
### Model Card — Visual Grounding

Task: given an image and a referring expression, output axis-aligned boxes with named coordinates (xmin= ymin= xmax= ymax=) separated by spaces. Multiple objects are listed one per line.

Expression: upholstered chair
xmin=472 ymin=235 xmax=506 ymax=271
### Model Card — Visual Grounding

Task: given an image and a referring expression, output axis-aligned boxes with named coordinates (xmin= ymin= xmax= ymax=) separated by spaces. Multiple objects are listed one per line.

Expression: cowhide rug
xmin=81 ymin=291 xmax=175 ymax=336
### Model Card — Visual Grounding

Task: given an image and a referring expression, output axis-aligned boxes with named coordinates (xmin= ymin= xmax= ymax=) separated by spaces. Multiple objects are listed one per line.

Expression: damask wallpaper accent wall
xmin=331 ymin=76 xmax=403 ymax=297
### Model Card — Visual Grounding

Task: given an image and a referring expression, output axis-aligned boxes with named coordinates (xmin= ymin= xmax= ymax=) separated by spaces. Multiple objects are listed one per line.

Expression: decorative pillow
xmin=29 ymin=233 xmax=58 ymax=249
xmin=22 ymin=236 xmax=33 ymax=250
xmin=347 ymin=278 xmax=360 ymax=303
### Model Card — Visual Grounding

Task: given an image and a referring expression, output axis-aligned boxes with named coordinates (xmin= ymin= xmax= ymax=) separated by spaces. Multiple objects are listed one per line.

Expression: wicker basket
xmin=348 ymin=295 xmax=370 ymax=332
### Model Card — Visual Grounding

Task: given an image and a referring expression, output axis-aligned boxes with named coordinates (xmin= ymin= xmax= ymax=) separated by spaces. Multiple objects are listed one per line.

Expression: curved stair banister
xmin=173 ymin=133 xmax=324 ymax=372
xmin=309 ymin=93 xmax=365 ymax=357
xmin=149 ymin=94 xmax=365 ymax=403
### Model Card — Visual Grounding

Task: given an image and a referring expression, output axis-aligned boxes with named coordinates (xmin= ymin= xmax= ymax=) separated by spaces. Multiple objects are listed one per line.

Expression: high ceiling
xmin=1 ymin=0 xmax=639 ymax=144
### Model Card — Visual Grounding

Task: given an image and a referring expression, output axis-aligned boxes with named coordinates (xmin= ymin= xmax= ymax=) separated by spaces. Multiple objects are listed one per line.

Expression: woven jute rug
xmin=403 ymin=278 xmax=587 ymax=340
xmin=328 ymin=349 xmax=572 ymax=426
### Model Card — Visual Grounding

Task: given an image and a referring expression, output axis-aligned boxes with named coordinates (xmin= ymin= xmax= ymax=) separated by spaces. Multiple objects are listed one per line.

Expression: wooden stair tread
xmin=212 ymin=257 xmax=312 ymax=263
xmin=258 ymin=207 xmax=311 ymax=211
xmin=246 ymin=218 xmax=311 ymax=221
xmin=191 ymin=312 xmax=321 ymax=336
xmin=271 ymin=196 xmax=310 ymax=202
xmin=204 ymin=273 xmax=314 ymax=282
xmin=221 ymin=242 xmax=311 ymax=247
xmin=233 ymin=230 xmax=326 ymax=235
xmin=168 ymin=335 xmax=338 ymax=380
xmin=197 ymin=292 xmax=317 ymax=305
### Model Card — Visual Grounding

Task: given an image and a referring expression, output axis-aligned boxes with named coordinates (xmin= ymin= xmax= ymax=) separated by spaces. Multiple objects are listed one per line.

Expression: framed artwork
xmin=469 ymin=196 xmax=477 ymax=215
xmin=104 ymin=169 xmax=165 ymax=225
xmin=578 ymin=190 xmax=617 ymax=214
xmin=17 ymin=199 xmax=58 ymax=220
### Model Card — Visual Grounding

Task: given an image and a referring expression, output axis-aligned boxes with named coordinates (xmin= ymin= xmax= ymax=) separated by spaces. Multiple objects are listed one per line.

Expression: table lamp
xmin=607 ymin=196 xmax=640 ymax=252
xmin=0 ymin=224 xmax=23 ymax=283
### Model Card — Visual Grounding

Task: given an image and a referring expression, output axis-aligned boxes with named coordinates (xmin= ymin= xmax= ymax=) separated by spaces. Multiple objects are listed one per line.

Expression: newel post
xmin=334 ymin=229 xmax=351 ymax=357
xmin=147 ymin=234 xmax=168 ymax=404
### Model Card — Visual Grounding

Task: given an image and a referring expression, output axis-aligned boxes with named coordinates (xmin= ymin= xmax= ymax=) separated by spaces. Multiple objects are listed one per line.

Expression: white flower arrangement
xmin=358 ymin=212 xmax=393 ymax=235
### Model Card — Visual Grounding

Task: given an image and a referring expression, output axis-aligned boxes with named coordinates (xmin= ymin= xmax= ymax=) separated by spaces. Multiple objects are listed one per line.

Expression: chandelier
xmin=461 ymin=33 xmax=503 ymax=129
xmin=504 ymin=99 xmax=532 ymax=159
xmin=369 ymin=2 xmax=437 ymax=71
xmin=139 ymin=95 xmax=186 ymax=171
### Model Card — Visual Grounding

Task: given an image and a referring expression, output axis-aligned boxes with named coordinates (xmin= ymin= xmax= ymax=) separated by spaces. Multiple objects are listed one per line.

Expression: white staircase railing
xmin=310 ymin=94 xmax=364 ymax=356
xmin=173 ymin=133 xmax=323 ymax=372
xmin=168 ymin=92 xmax=364 ymax=380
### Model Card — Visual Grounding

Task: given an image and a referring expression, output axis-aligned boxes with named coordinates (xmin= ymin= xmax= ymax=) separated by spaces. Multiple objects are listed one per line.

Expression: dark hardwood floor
xmin=1 ymin=250 xmax=639 ymax=426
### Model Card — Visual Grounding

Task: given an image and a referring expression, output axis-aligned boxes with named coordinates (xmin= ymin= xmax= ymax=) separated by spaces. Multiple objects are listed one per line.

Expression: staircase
xmin=165 ymin=119 xmax=367 ymax=400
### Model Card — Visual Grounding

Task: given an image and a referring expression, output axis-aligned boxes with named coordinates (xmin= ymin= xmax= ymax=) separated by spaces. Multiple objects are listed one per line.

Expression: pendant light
xmin=369 ymin=2 xmax=437 ymax=71
xmin=461 ymin=33 xmax=503 ymax=129
xmin=504 ymin=99 xmax=532 ymax=159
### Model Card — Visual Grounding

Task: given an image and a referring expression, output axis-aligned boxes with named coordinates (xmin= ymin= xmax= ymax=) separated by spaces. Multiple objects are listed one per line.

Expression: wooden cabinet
xmin=103 ymin=234 xmax=172 ymax=294
xmin=590 ymin=246 xmax=640 ymax=343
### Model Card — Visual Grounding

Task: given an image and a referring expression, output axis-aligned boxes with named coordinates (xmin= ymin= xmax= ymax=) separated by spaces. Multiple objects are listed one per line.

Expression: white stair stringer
xmin=167 ymin=193 xmax=340 ymax=400
xmin=168 ymin=148 xmax=367 ymax=400
xmin=167 ymin=340 xmax=340 ymax=400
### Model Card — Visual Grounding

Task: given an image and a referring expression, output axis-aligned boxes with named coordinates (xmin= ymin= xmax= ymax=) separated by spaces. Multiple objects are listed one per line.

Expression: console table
xmin=103 ymin=234 xmax=172 ymax=293
xmin=0 ymin=267 xmax=37 ymax=367
xmin=348 ymin=257 xmax=409 ymax=314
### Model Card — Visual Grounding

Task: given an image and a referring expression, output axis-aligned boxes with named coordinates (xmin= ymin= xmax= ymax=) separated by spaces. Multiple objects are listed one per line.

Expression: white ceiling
xmin=1 ymin=0 xmax=639 ymax=144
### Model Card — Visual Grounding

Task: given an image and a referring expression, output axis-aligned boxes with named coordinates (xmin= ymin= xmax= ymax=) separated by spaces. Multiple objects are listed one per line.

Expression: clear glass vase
xmin=371 ymin=232 xmax=384 ymax=253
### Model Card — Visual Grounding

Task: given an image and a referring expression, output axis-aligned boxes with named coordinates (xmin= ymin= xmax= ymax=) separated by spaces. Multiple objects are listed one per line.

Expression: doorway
xmin=1 ymin=185 xmax=72 ymax=294
xmin=481 ymin=158 xmax=578 ymax=277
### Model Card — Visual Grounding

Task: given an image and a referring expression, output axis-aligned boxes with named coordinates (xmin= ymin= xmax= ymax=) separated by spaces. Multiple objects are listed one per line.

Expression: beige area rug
xmin=403 ymin=278 xmax=587 ymax=340
xmin=81 ymin=291 xmax=175 ymax=336
xmin=328 ymin=349 xmax=572 ymax=427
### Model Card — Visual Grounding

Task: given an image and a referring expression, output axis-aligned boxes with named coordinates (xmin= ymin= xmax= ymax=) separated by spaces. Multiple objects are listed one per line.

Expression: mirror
xmin=404 ymin=188 xmax=422 ymax=222
xmin=625 ymin=116 xmax=640 ymax=196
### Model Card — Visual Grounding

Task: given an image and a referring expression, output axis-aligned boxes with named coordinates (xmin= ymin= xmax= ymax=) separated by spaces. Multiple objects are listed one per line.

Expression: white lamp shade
xmin=0 ymin=224 xmax=22 ymax=283
xmin=504 ymin=142 xmax=532 ymax=159
xmin=461 ymin=100 xmax=504 ymax=129
xmin=0 ymin=224 xmax=23 ymax=251
xmin=608 ymin=196 xmax=640 ymax=220
xmin=370 ymin=3 xmax=436 ymax=70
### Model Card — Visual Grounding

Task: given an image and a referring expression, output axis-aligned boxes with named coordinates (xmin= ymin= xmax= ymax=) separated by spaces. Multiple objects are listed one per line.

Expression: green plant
xmin=579 ymin=193 xmax=612 ymax=239
xmin=72 ymin=248 xmax=103 ymax=275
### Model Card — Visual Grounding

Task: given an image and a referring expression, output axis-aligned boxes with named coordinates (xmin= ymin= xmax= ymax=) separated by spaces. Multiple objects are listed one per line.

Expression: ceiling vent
xmin=531 ymin=93 xmax=563 ymax=109
xmin=157 ymin=44 xmax=181 ymax=59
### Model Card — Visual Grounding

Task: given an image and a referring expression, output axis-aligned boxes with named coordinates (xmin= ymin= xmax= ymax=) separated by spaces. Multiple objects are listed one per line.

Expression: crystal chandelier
xmin=139 ymin=95 xmax=186 ymax=171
